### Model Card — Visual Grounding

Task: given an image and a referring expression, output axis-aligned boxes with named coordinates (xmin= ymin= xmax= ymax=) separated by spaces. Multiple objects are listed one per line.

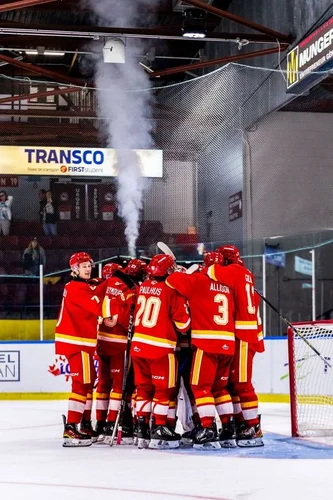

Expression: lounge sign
xmin=287 ymin=16 xmax=333 ymax=91
xmin=0 ymin=146 xmax=163 ymax=178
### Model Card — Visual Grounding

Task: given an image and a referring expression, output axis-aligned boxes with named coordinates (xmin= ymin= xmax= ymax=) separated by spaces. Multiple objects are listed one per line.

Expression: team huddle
xmin=55 ymin=245 xmax=264 ymax=450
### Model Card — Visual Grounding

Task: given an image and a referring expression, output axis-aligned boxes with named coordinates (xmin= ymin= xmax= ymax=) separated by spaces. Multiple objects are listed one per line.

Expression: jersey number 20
xmin=135 ymin=296 xmax=161 ymax=328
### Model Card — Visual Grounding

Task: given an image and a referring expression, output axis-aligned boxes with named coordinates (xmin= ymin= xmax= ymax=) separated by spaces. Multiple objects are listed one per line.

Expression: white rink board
xmin=0 ymin=338 xmax=332 ymax=395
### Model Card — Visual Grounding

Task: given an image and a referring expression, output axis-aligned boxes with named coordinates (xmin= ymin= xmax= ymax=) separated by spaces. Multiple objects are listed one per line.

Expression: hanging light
xmin=182 ymin=9 xmax=207 ymax=39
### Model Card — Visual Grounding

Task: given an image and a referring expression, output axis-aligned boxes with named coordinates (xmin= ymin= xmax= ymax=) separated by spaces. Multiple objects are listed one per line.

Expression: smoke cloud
xmin=86 ymin=0 xmax=156 ymax=256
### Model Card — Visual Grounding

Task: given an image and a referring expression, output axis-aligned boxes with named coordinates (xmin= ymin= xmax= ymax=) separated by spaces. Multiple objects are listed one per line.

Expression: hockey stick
xmin=157 ymin=241 xmax=176 ymax=259
xmin=256 ymin=289 xmax=332 ymax=368
xmin=108 ymin=303 xmax=136 ymax=446
xmin=186 ymin=264 xmax=199 ymax=274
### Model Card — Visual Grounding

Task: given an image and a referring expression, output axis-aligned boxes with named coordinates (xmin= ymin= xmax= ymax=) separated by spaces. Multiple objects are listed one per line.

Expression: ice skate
xmin=219 ymin=417 xmax=237 ymax=448
xmin=94 ymin=420 xmax=107 ymax=444
xmin=149 ymin=424 xmax=180 ymax=449
xmin=193 ymin=425 xmax=221 ymax=450
xmin=137 ymin=416 xmax=150 ymax=449
xmin=103 ymin=421 xmax=116 ymax=445
xmin=180 ymin=423 xmax=201 ymax=447
xmin=236 ymin=420 xmax=264 ymax=448
xmin=80 ymin=419 xmax=99 ymax=443
xmin=62 ymin=415 xmax=92 ymax=447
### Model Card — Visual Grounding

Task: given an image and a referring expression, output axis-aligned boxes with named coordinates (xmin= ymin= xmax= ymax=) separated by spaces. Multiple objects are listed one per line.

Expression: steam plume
xmin=86 ymin=0 xmax=156 ymax=256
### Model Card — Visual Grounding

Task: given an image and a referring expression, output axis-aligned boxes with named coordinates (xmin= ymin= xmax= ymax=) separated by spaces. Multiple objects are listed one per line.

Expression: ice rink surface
xmin=0 ymin=401 xmax=332 ymax=500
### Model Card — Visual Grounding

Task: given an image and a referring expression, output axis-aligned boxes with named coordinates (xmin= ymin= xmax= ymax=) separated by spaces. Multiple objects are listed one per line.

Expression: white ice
xmin=0 ymin=401 xmax=332 ymax=500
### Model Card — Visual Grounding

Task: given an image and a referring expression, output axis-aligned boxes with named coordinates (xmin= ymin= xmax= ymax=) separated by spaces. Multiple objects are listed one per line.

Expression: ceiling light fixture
xmin=182 ymin=8 xmax=207 ymax=40
xmin=182 ymin=29 xmax=206 ymax=39
xmin=25 ymin=50 xmax=65 ymax=56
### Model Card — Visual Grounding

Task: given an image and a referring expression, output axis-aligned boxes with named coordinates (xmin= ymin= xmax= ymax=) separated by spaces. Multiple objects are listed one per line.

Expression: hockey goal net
xmin=288 ymin=321 xmax=333 ymax=437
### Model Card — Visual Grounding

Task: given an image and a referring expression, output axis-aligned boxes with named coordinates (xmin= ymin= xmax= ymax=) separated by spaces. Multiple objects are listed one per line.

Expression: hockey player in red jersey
xmin=131 ymin=254 xmax=191 ymax=449
xmin=95 ymin=261 xmax=138 ymax=445
xmin=55 ymin=252 xmax=118 ymax=447
xmin=208 ymin=244 xmax=264 ymax=447
xmin=125 ymin=258 xmax=147 ymax=285
xmin=93 ymin=263 xmax=124 ymax=442
xmin=166 ymin=251 xmax=236 ymax=449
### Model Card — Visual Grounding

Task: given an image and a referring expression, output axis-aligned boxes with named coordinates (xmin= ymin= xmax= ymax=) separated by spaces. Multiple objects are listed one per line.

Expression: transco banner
xmin=287 ymin=15 xmax=333 ymax=92
xmin=0 ymin=146 xmax=163 ymax=178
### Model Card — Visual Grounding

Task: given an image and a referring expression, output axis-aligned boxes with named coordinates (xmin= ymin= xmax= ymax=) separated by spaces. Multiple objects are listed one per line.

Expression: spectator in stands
xmin=23 ymin=237 xmax=46 ymax=276
xmin=42 ymin=190 xmax=58 ymax=236
xmin=39 ymin=189 xmax=47 ymax=224
xmin=0 ymin=190 xmax=13 ymax=236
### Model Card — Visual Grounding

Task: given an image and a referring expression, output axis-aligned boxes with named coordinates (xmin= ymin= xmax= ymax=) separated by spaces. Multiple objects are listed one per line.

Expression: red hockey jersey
xmin=97 ymin=276 xmax=136 ymax=356
xmin=207 ymin=263 xmax=258 ymax=343
xmin=254 ymin=293 xmax=265 ymax=353
xmin=166 ymin=272 xmax=235 ymax=355
xmin=131 ymin=278 xmax=191 ymax=359
xmin=55 ymin=278 xmax=116 ymax=356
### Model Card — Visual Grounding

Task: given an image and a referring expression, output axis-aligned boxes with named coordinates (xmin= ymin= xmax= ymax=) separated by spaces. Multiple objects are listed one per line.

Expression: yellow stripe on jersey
xmin=69 ymin=392 xmax=86 ymax=403
xmin=241 ymin=400 xmax=257 ymax=409
xmin=98 ymin=332 xmax=127 ymax=341
xmin=102 ymin=297 xmax=111 ymax=318
xmin=55 ymin=333 xmax=96 ymax=345
xmin=165 ymin=280 xmax=175 ymax=289
xmin=235 ymin=321 xmax=257 ymax=330
xmin=207 ymin=265 xmax=217 ymax=281
xmin=81 ymin=351 xmax=91 ymax=385
xmin=192 ymin=330 xmax=234 ymax=337
xmin=174 ymin=318 xmax=191 ymax=331
xmin=239 ymin=340 xmax=248 ymax=383
xmin=95 ymin=392 xmax=109 ymax=399
xmin=110 ymin=392 xmax=122 ymax=400
xmin=191 ymin=348 xmax=203 ymax=386
xmin=168 ymin=353 xmax=176 ymax=388
xmin=215 ymin=394 xmax=232 ymax=404
xmin=133 ymin=332 xmax=177 ymax=347
xmin=196 ymin=396 xmax=215 ymax=406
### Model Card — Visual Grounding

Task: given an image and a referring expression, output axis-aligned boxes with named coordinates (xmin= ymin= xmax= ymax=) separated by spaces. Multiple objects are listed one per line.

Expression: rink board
xmin=0 ymin=338 xmax=331 ymax=400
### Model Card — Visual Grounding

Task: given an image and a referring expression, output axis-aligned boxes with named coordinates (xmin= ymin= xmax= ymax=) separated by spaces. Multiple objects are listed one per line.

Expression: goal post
xmin=288 ymin=321 xmax=333 ymax=437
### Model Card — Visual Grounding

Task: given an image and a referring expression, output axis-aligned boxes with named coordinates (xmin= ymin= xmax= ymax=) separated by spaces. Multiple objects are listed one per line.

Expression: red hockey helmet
xmin=147 ymin=254 xmax=176 ymax=278
xmin=125 ymin=258 xmax=147 ymax=277
xmin=69 ymin=252 xmax=94 ymax=271
xmin=102 ymin=263 xmax=123 ymax=279
xmin=203 ymin=251 xmax=224 ymax=267
xmin=216 ymin=245 xmax=240 ymax=265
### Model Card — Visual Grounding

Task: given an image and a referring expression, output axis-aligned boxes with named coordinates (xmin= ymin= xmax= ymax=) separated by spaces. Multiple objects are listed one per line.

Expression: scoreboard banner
xmin=287 ymin=16 xmax=333 ymax=92
xmin=0 ymin=146 xmax=163 ymax=178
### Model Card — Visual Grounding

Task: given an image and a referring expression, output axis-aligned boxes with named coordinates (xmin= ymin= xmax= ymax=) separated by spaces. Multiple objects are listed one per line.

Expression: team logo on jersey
xmin=222 ymin=344 xmax=229 ymax=350
xmin=133 ymin=346 xmax=141 ymax=352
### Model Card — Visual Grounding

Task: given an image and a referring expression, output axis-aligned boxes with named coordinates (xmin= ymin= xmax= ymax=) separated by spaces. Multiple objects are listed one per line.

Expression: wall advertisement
xmin=1 ymin=339 xmax=332 ymax=397
xmin=0 ymin=146 xmax=163 ymax=178
xmin=287 ymin=15 xmax=333 ymax=92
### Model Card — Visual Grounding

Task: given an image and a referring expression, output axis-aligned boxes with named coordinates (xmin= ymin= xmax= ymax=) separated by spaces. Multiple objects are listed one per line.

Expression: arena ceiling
xmin=0 ymin=0 xmax=292 ymax=83
xmin=3 ymin=0 xmax=331 ymax=145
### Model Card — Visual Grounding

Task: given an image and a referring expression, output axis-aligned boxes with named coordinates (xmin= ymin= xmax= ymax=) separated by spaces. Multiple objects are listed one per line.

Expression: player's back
xmin=131 ymin=278 xmax=190 ymax=359
xmin=167 ymin=272 xmax=235 ymax=355
xmin=208 ymin=263 xmax=258 ymax=343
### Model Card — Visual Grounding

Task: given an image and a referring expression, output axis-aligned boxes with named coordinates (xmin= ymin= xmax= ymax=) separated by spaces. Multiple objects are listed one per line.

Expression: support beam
xmin=182 ymin=0 xmax=292 ymax=43
xmin=0 ymin=108 xmax=97 ymax=118
xmin=0 ymin=22 xmax=293 ymax=44
xmin=0 ymin=0 xmax=57 ymax=13
xmin=0 ymin=53 xmax=86 ymax=86
xmin=0 ymin=86 xmax=81 ymax=105
xmin=150 ymin=46 xmax=287 ymax=78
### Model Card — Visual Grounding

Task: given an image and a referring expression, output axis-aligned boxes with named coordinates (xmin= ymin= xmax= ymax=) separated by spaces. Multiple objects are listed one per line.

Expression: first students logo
xmin=287 ymin=46 xmax=299 ymax=89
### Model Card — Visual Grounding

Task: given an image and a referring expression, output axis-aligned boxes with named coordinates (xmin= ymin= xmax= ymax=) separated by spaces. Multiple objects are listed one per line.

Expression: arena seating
xmin=0 ymin=219 xmax=200 ymax=319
